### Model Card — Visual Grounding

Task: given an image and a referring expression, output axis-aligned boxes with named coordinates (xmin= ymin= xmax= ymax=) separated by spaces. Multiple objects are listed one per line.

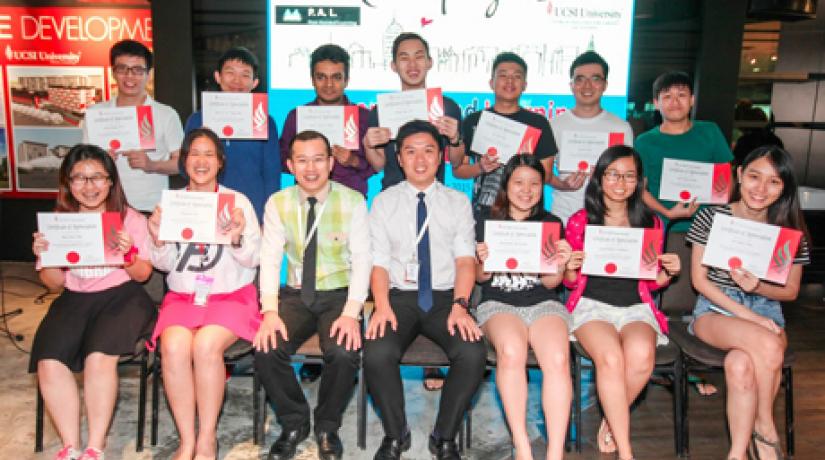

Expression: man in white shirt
xmin=254 ymin=130 xmax=371 ymax=460
xmin=550 ymin=51 xmax=634 ymax=223
xmin=83 ymin=40 xmax=184 ymax=212
xmin=364 ymin=120 xmax=485 ymax=460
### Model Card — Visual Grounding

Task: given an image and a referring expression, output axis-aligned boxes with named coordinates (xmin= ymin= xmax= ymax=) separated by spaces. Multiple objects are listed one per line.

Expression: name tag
xmin=194 ymin=274 xmax=214 ymax=306
xmin=404 ymin=260 xmax=419 ymax=284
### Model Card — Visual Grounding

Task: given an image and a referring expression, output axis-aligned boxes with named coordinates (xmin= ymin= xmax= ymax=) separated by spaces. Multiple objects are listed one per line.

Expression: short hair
xmin=288 ymin=130 xmax=331 ymax=159
xmin=110 ymin=40 xmax=153 ymax=70
xmin=392 ymin=33 xmax=431 ymax=61
xmin=570 ymin=51 xmax=609 ymax=79
xmin=395 ymin=120 xmax=444 ymax=152
xmin=491 ymin=52 xmax=527 ymax=77
xmin=217 ymin=46 xmax=259 ymax=78
xmin=178 ymin=128 xmax=226 ymax=178
xmin=652 ymin=71 xmax=693 ymax=100
xmin=310 ymin=44 xmax=350 ymax=80
xmin=56 ymin=144 xmax=130 ymax=217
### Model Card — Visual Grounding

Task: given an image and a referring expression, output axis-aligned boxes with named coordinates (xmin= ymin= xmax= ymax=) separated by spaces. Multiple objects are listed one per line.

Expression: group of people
xmin=27 ymin=32 xmax=808 ymax=460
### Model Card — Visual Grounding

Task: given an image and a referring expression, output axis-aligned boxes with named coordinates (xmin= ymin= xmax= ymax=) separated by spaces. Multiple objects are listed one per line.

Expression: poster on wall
xmin=0 ymin=1 xmax=152 ymax=197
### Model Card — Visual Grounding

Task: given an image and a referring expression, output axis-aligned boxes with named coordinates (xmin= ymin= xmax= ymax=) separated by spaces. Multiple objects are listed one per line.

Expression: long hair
xmin=733 ymin=145 xmax=809 ymax=237
xmin=490 ymin=154 xmax=546 ymax=220
xmin=584 ymin=145 xmax=654 ymax=228
xmin=56 ymin=144 xmax=129 ymax=217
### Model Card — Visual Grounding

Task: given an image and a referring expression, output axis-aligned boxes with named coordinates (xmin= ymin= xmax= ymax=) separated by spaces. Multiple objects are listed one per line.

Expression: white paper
xmin=37 ymin=213 xmax=106 ymax=267
xmin=557 ymin=131 xmax=609 ymax=172
xmin=85 ymin=106 xmax=144 ymax=151
xmin=202 ymin=92 xmax=268 ymax=139
xmin=158 ymin=190 xmax=232 ymax=244
xmin=484 ymin=220 xmax=559 ymax=274
xmin=702 ymin=213 xmax=780 ymax=280
xmin=376 ymin=89 xmax=429 ymax=137
xmin=659 ymin=158 xmax=715 ymax=203
xmin=581 ymin=226 xmax=655 ymax=279
xmin=296 ymin=105 xmax=353 ymax=147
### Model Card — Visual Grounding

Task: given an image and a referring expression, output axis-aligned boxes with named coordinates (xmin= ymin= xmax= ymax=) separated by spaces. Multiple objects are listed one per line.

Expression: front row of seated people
xmin=30 ymin=118 xmax=807 ymax=460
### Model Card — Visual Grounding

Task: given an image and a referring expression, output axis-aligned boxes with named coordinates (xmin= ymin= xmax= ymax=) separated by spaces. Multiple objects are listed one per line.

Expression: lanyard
xmin=298 ymin=198 xmax=328 ymax=255
xmin=409 ymin=213 xmax=431 ymax=261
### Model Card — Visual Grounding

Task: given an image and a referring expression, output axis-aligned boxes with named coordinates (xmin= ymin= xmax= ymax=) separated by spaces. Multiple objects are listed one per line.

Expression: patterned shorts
xmin=475 ymin=299 xmax=571 ymax=328
xmin=570 ymin=296 xmax=668 ymax=346
xmin=689 ymin=285 xmax=784 ymax=334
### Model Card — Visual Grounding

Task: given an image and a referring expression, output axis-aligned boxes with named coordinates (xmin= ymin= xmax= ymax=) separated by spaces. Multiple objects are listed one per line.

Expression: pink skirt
xmin=147 ymin=283 xmax=262 ymax=351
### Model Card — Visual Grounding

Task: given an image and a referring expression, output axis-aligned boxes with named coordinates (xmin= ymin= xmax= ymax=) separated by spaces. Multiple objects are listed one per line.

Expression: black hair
xmin=178 ymin=128 xmax=226 ymax=178
xmin=732 ymin=129 xmax=783 ymax=169
xmin=217 ymin=46 xmax=259 ymax=78
xmin=491 ymin=52 xmax=527 ymax=77
xmin=56 ymin=144 xmax=129 ymax=217
xmin=652 ymin=71 xmax=693 ymax=100
xmin=110 ymin=39 xmax=153 ymax=70
xmin=392 ymin=32 xmax=431 ymax=61
xmin=288 ymin=130 xmax=332 ymax=159
xmin=570 ymin=50 xmax=609 ymax=79
xmin=733 ymin=145 xmax=809 ymax=238
xmin=310 ymin=44 xmax=350 ymax=80
xmin=490 ymin=154 xmax=546 ymax=220
xmin=395 ymin=120 xmax=444 ymax=152
xmin=584 ymin=145 xmax=654 ymax=228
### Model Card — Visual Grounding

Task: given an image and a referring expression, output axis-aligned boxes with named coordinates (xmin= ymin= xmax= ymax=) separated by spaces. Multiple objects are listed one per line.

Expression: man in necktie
xmin=364 ymin=120 xmax=485 ymax=460
xmin=254 ymin=130 xmax=372 ymax=460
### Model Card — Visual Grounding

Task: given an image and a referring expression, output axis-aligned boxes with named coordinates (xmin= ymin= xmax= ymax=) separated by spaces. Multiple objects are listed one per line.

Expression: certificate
xmin=85 ymin=106 xmax=155 ymax=151
xmin=158 ymin=190 xmax=235 ymax=244
xmin=37 ymin=212 xmax=124 ymax=267
xmin=201 ymin=92 xmax=268 ymax=139
xmin=581 ymin=226 xmax=661 ymax=280
xmin=376 ymin=88 xmax=443 ymax=137
xmin=484 ymin=220 xmax=562 ymax=274
xmin=296 ymin=105 xmax=360 ymax=150
xmin=557 ymin=131 xmax=625 ymax=172
xmin=659 ymin=159 xmax=732 ymax=204
xmin=469 ymin=111 xmax=543 ymax=165
xmin=702 ymin=213 xmax=801 ymax=284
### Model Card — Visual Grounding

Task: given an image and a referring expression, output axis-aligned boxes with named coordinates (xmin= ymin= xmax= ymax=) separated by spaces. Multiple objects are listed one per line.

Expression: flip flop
xmin=598 ymin=417 xmax=617 ymax=454
xmin=423 ymin=367 xmax=445 ymax=391
xmin=748 ymin=430 xmax=784 ymax=460
xmin=687 ymin=374 xmax=718 ymax=396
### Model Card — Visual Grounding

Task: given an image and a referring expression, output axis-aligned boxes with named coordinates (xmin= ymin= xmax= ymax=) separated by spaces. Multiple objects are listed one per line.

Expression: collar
xmin=403 ymin=180 xmax=438 ymax=198
xmin=297 ymin=182 xmax=332 ymax=205
xmin=114 ymin=94 xmax=152 ymax=107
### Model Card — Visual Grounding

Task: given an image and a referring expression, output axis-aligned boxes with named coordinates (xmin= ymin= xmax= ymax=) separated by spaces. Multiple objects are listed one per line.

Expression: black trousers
xmin=363 ymin=289 xmax=487 ymax=441
xmin=254 ymin=288 xmax=360 ymax=433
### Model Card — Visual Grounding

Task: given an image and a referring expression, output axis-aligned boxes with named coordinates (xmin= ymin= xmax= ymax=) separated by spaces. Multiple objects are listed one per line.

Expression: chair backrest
xmin=660 ymin=231 xmax=698 ymax=317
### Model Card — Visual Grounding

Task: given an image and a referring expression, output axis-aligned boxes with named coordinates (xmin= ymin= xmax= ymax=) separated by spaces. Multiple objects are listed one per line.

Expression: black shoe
xmin=267 ymin=423 xmax=310 ymax=460
xmin=373 ymin=431 xmax=411 ymax=460
xmin=315 ymin=430 xmax=343 ymax=460
xmin=299 ymin=363 xmax=323 ymax=383
xmin=428 ymin=434 xmax=461 ymax=460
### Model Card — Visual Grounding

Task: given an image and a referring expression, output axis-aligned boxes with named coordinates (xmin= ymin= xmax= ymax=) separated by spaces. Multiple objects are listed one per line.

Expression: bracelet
xmin=123 ymin=246 xmax=139 ymax=267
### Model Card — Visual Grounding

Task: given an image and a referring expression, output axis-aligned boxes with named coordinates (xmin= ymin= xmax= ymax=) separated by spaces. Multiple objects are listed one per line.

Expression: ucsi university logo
xmin=5 ymin=44 xmax=82 ymax=64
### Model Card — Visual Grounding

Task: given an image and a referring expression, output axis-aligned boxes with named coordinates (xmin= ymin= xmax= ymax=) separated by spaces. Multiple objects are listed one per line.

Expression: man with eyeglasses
xmin=82 ymin=39 xmax=184 ymax=213
xmin=184 ymin=47 xmax=281 ymax=221
xmin=549 ymin=51 xmax=635 ymax=224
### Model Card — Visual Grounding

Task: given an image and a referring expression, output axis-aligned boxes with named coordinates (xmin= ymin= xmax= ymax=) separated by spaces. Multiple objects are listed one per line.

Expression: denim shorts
xmin=690 ymin=285 xmax=785 ymax=334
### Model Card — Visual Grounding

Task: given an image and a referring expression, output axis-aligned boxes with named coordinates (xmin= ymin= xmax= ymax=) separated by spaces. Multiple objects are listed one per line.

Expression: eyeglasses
xmin=69 ymin=174 xmax=110 ymax=187
xmin=603 ymin=170 xmax=638 ymax=183
xmin=113 ymin=65 xmax=148 ymax=76
xmin=572 ymin=75 xmax=605 ymax=86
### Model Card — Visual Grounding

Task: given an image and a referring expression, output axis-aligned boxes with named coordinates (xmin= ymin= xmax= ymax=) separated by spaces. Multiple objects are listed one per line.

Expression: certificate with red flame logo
xmin=37 ymin=211 xmax=124 ymax=267
xmin=158 ymin=190 xmax=235 ymax=244
xmin=85 ymin=105 xmax=155 ymax=151
xmin=202 ymin=92 xmax=269 ymax=139
xmin=484 ymin=220 xmax=562 ymax=274
xmin=581 ymin=225 xmax=661 ymax=280
xmin=296 ymin=105 xmax=360 ymax=150
xmin=470 ymin=111 xmax=543 ymax=165
xmin=659 ymin=159 xmax=732 ymax=204
xmin=376 ymin=87 xmax=444 ymax=137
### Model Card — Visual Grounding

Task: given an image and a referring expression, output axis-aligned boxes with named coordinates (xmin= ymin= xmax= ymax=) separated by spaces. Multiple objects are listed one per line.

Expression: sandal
xmin=748 ymin=431 xmax=784 ymax=460
xmin=688 ymin=374 xmax=718 ymax=396
xmin=423 ymin=367 xmax=445 ymax=391
xmin=598 ymin=417 xmax=617 ymax=453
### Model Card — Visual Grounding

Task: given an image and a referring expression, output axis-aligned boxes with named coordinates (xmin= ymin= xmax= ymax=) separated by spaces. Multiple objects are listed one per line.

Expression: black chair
xmin=663 ymin=232 xmax=796 ymax=458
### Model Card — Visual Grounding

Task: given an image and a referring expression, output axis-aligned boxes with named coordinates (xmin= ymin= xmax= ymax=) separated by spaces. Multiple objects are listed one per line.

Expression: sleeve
xmin=183 ymin=112 xmax=200 ymax=134
xmin=342 ymin=199 xmax=372 ymax=318
xmin=475 ymin=212 xmax=487 ymax=243
xmin=644 ymin=216 xmax=669 ymax=291
xmin=368 ymin=106 xmax=379 ymax=128
xmin=259 ymin=196 xmax=286 ymax=313
xmin=794 ymin=235 xmax=811 ymax=265
xmin=369 ymin=195 xmax=392 ymax=270
xmin=685 ymin=207 xmax=715 ymax=246
xmin=462 ymin=113 xmax=479 ymax=159
xmin=124 ymin=209 xmax=151 ymax=260
xmin=149 ymin=241 xmax=179 ymax=273
xmin=163 ymin=107 xmax=185 ymax=155
xmin=357 ymin=106 xmax=377 ymax=178
xmin=452 ymin=194 xmax=477 ymax=259
xmin=563 ymin=210 xmax=586 ymax=289
xmin=279 ymin=109 xmax=297 ymax=171
xmin=622 ymin=121 xmax=635 ymax=147
xmin=229 ymin=195 xmax=261 ymax=268
xmin=709 ymin=123 xmax=734 ymax=163
xmin=263 ymin=116 xmax=282 ymax=202
xmin=534 ymin=116 xmax=558 ymax=160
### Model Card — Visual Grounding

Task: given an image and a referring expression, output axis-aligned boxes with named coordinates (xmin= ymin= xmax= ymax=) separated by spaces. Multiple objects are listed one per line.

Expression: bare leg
xmin=527 ymin=315 xmax=570 ymax=460
xmin=574 ymin=321 xmax=633 ymax=460
xmin=483 ymin=313 xmax=532 ymax=460
xmin=38 ymin=359 xmax=82 ymax=450
xmin=161 ymin=326 xmax=196 ymax=460
xmin=619 ymin=322 xmax=657 ymax=405
xmin=83 ymin=352 xmax=120 ymax=451
xmin=192 ymin=325 xmax=237 ymax=460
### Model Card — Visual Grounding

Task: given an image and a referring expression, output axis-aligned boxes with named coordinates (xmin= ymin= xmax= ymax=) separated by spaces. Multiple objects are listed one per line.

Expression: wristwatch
xmin=453 ymin=297 xmax=472 ymax=311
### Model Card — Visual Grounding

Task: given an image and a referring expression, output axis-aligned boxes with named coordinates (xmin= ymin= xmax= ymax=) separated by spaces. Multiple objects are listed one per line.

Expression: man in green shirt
xmin=637 ymin=71 xmax=733 ymax=232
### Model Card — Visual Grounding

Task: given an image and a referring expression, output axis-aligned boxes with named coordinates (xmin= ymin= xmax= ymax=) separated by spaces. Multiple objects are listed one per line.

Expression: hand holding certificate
xmin=157 ymin=190 xmax=236 ymax=244
xmin=581 ymin=226 xmax=661 ymax=279
xmin=296 ymin=105 xmax=360 ymax=150
xmin=37 ymin=212 xmax=124 ymax=267
xmin=659 ymin=159 xmax=732 ymax=204
xmin=86 ymin=106 xmax=156 ymax=151
xmin=484 ymin=221 xmax=562 ymax=274
xmin=202 ymin=92 xmax=269 ymax=139
xmin=376 ymin=88 xmax=443 ymax=137
xmin=702 ymin=213 xmax=801 ymax=284
xmin=470 ymin=111 xmax=542 ymax=165
xmin=557 ymin=131 xmax=625 ymax=172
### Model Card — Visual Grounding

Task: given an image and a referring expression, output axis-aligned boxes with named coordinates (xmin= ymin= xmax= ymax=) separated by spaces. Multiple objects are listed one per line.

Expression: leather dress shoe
xmin=315 ymin=430 xmax=343 ymax=460
xmin=373 ymin=431 xmax=411 ymax=460
xmin=267 ymin=423 xmax=310 ymax=460
xmin=428 ymin=434 xmax=460 ymax=460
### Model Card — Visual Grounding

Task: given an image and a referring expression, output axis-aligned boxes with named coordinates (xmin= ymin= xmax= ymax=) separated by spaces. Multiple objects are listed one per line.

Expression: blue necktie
xmin=417 ymin=192 xmax=433 ymax=311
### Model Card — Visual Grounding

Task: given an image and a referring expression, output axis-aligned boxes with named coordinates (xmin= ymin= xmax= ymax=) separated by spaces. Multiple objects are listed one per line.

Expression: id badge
xmin=404 ymin=260 xmax=419 ymax=284
xmin=194 ymin=274 xmax=214 ymax=306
